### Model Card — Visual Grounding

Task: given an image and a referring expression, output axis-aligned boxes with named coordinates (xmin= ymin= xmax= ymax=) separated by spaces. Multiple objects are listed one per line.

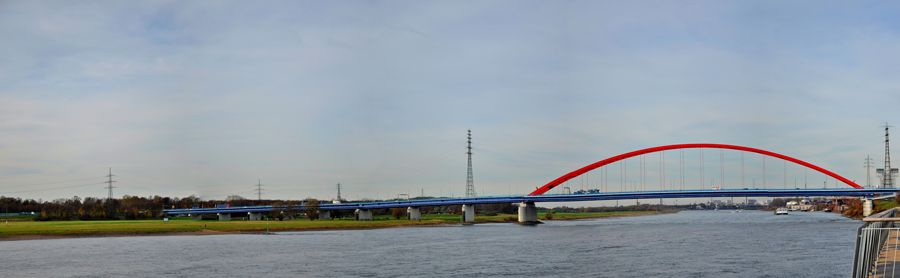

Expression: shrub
xmin=391 ymin=208 xmax=406 ymax=219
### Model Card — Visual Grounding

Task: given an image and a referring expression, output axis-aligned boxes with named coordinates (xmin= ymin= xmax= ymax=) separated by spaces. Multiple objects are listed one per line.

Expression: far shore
xmin=0 ymin=210 xmax=679 ymax=242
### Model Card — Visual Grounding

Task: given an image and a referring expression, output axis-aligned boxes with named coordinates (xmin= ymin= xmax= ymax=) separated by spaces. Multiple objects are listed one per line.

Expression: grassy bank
xmin=874 ymin=200 xmax=900 ymax=211
xmin=0 ymin=210 xmax=677 ymax=240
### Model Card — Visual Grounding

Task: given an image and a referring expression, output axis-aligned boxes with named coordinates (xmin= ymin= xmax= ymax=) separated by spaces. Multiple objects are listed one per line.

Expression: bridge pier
xmin=864 ymin=199 xmax=873 ymax=217
xmin=248 ymin=212 xmax=262 ymax=221
xmin=408 ymin=207 xmax=420 ymax=220
xmin=189 ymin=214 xmax=202 ymax=221
xmin=217 ymin=213 xmax=231 ymax=221
xmin=462 ymin=204 xmax=475 ymax=223
xmin=518 ymin=202 xmax=539 ymax=223
xmin=318 ymin=210 xmax=331 ymax=220
xmin=355 ymin=209 xmax=372 ymax=221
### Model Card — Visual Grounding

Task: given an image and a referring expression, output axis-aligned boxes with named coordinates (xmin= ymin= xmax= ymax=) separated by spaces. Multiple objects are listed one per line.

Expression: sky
xmin=1 ymin=1 xmax=899 ymax=206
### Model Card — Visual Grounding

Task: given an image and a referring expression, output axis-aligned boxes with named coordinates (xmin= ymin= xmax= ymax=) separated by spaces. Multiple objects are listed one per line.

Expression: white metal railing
xmin=853 ymin=208 xmax=900 ymax=278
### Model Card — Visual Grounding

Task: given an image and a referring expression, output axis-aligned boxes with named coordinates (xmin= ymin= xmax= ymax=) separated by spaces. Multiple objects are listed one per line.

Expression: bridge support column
xmin=518 ymin=202 xmax=538 ymax=223
xmin=318 ymin=210 xmax=331 ymax=220
xmin=217 ymin=213 xmax=231 ymax=221
xmin=189 ymin=214 xmax=202 ymax=221
xmin=864 ymin=199 xmax=873 ymax=217
xmin=355 ymin=209 xmax=372 ymax=221
xmin=462 ymin=204 xmax=475 ymax=223
xmin=248 ymin=212 xmax=262 ymax=221
xmin=408 ymin=207 xmax=420 ymax=220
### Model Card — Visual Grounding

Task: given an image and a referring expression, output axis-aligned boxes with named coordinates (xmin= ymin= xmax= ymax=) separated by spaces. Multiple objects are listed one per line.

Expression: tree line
xmin=1 ymin=194 xmax=269 ymax=221
xmin=1 ymin=195 xmax=204 ymax=221
xmin=2 ymin=193 xmax=678 ymax=221
xmin=0 ymin=194 xmax=522 ymax=221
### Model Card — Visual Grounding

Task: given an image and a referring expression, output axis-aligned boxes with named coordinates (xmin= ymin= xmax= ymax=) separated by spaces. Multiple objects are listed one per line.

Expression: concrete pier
xmin=318 ymin=210 xmax=331 ymax=220
xmin=864 ymin=199 xmax=873 ymax=217
xmin=217 ymin=213 xmax=231 ymax=221
xmin=189 ymin=214 xmax=202 ymax=221
xmin=462 ymin=204 xmax=475 ymax=223
xmin=518 ymin=202 xmax=539 ymax=223
xmin=248 ymin=212 xmax=262 ymax=221
xmin=407 ymin=207 xmax=420 ymax=220
xmin=355 ymin=209 xmax=372 ymax=221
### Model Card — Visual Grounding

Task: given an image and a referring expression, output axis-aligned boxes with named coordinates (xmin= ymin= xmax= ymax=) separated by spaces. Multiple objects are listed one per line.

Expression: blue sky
xmin=1 ymin=1 xmax=899 ymax=204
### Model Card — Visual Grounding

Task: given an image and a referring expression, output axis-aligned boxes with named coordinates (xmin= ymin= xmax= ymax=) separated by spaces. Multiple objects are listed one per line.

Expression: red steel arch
xmin=529 ymin=143 xmax=863 ymax=196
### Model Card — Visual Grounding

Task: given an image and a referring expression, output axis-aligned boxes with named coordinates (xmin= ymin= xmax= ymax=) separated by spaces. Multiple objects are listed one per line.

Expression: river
xmin=1 ymin=210 xmax=858 ymax=277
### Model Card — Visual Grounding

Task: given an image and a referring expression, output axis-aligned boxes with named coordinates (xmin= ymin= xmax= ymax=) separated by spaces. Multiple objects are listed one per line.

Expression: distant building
xmin=747 ymin=199 xmax=758 ymax=205
xmin=788 ymin=199 xmax=812 ymax=211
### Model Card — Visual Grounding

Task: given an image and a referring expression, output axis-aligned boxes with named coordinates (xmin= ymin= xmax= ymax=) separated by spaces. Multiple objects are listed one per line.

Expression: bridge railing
xmin=853 ymin=208 xmax=899 ymax=278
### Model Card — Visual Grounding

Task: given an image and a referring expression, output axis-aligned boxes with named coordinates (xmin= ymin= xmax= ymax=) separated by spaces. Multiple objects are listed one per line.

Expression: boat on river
xmin=775 ymin=207 xmax=788 ymax=215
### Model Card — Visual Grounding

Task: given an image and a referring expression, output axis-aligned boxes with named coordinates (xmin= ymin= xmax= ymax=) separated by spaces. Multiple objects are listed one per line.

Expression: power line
xmin=0 ymin=168 xmax=107 ymax=181
xmin=114 ymin=179 xmax=191 ymax=197
xmin=356 ymin=146 xmax=459 ymax=186
xmin=0 ymin=176 xmax=106 ymax=189
xmin=0 ymin=182 xmax=106 ymax=194
xmin=114 ymin=169 xmax=186 ymax=185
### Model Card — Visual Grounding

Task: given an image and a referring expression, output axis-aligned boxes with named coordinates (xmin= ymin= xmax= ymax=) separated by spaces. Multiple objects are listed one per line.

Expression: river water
xmin=1 ymin=210 xmax=858 ymax=277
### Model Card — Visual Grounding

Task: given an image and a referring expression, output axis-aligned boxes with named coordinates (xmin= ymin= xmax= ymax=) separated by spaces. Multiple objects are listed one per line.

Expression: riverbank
xmin=0 ymin=210 xmax=679 ymax=241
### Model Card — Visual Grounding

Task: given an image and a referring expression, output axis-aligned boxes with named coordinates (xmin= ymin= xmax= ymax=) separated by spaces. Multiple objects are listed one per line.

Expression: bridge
xmin=163 ymin=143 xmax=897 ymax=222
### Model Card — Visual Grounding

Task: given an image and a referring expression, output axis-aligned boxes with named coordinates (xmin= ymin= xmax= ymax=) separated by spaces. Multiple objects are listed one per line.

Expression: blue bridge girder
xmin=163 ymin=188 xmax=898 ymax=215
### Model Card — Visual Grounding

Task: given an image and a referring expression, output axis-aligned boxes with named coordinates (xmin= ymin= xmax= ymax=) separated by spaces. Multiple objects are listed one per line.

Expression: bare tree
xmin=268 ymin=201 xmax=284 ymax=220
xmin=284 ymin=201 xmax=299 ymax=220
xmin=304 ymin=199 xmax=320 ymax=220
xmin=391 ymin=207 xmax=406 ymax=219
xmin=770 ymin=198 xmax=786 ymax=208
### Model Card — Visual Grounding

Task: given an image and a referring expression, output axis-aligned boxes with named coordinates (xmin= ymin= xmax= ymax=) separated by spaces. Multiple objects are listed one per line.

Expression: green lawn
xmin=0 ymin=211 xmax=671 ymax=238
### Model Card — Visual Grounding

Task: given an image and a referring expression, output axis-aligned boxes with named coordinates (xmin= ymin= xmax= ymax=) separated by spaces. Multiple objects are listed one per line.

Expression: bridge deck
xmin=163 ymin=188 xmax=897 ymax=215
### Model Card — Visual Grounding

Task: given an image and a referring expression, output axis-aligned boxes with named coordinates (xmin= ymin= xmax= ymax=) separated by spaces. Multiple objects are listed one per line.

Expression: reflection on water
xmin=1 ymin=210 xmax=856 ymax=277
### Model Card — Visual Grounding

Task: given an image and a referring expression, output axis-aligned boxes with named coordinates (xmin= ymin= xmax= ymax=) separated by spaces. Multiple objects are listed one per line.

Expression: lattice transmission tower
xmin=256 ymin=179 xmax=264 ymax=201
xmin=883 ymin=123 xmax=894 ymax=188
xmin=465 ymin=130 xmax=476 ymax=198
xmin=105 ymin=167 xmax=116 ymax=201
xmin=865 ymin=155 xmax=874 ymax=188
xmin=336 ymin=183 xmax=342 ymax=202
xmin=104 ymin=168 xmax=116 ymax=218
